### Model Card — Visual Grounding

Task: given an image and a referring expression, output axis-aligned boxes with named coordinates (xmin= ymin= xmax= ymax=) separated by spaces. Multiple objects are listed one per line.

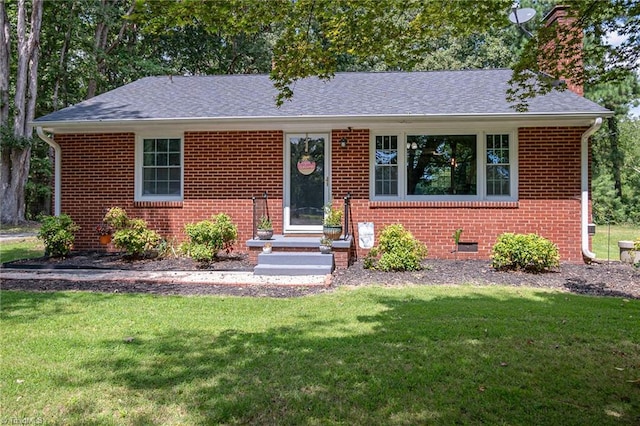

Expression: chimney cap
xmin=542 ymin=5 xmax=572 ymax=25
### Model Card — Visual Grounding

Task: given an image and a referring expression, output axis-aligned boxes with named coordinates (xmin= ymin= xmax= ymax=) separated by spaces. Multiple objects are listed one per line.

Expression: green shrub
xmin=112 ymin=218 xmax=161 ymax=257
xmin=634 ymin=237 xmax=640 ymax=268
xmin=181 ymin=213 xmax=238 ymax=262
xmin=491 ymin=233 xmax=560 ymax=272
xmin=37 ymin=214 xmax=79 ymax=258
xmin=103 ymin=207 xmax=129 ymax=230
xmin=364 ymin=223 xmax=427 ymax=271
xmin=103 ymin=207 xmax=161 ymax=257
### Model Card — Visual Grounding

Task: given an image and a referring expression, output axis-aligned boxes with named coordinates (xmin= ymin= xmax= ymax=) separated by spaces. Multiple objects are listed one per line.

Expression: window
xmin=371 ymin=131 xmax=516 ymax=201
xmin=136 ymin=136 xmax=183 ymax=201
xmin=486 ymin=134 xmax=510 ymax=196
xmin=374 ymin=135 xmax=398 ymax=196
xmin=407 ymin=135 xmax=477 ymax=196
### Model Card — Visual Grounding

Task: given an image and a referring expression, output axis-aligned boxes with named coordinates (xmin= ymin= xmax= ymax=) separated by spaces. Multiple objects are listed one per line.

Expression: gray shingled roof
xmin=35 ymin=69 xmax=610 ymax=123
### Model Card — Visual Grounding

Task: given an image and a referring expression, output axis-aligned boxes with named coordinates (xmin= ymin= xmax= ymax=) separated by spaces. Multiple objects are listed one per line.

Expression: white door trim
xmin=284 ymin=133 xmax=330 ymax=233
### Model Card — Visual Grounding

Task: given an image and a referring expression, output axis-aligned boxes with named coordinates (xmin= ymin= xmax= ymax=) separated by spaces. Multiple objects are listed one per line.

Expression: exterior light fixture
xmin=340 ymin=137 xmax=348 ymax=147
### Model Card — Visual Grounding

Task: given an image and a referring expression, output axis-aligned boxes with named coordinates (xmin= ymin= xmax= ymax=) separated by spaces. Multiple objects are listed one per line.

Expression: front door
xmin=285 ymin=133 xmax=329 ymax=233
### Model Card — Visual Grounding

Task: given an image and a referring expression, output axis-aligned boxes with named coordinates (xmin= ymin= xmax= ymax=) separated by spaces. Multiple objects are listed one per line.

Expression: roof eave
xmin=33 ymin=111 xmax=612 ymax=133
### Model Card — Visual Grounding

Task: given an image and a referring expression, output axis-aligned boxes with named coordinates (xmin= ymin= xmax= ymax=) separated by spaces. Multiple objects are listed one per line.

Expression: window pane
xmin=375 ymin=136 xmax=398 ymax=196
xmin=486 ymin=135 xmax=510 ymax=196
xmin=168 ymin=153 xmax=180 ymax=166
xmin=141 ymin=138 xmax=182 ymax=197
xmin=156 ymin=153 xmax=168 ymax=166
xmin=157 ymin=167 xmax=168 ymax=181
xmin=143 ymin=153 xmax=155 ymax=166
xmin=407 ymin=135 xmax=477 ymax=195
xmin=168 ymin=181 xmax=181 ymax=195
xmin=143 ymin=181 xmax=155 ymax=195
xmin=169 ymin=138 xmax=180 ymax=152
xmin=156 ymin=138 xmax=168 ymax=152
xmin=169 ymin=168 xmax=181 ymax=180
xmin=143 ymin=139 xmax=155 ymax=153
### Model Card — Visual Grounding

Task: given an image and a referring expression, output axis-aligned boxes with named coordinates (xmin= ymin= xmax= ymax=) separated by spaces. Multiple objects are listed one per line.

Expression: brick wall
xmin=56 ymin=126 xmax=590 ymax=263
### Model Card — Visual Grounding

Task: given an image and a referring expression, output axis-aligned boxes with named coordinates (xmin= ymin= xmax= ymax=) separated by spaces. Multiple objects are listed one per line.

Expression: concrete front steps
xmin=253 ymin=252 xmax=334 ymax=276
xmin=247 ymin=235 xmax=354 ymax=274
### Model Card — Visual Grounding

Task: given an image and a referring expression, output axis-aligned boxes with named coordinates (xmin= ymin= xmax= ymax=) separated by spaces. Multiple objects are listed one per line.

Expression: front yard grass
xmin=0 ymin=238 xmax=44 ymax=263
xmin=2 ymin=286 xmax=639 ymax=425
xmin=0 ymin=222 xmax=43 ymax=263
xmin=592 ymin=224 xmax=640 ymax=261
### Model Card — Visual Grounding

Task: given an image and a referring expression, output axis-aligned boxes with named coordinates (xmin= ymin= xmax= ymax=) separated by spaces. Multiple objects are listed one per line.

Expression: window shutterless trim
xmin=134 ymin=134 xmax=184 ymax=202
xmin=370 ymin=129 xmax=518 ymax=202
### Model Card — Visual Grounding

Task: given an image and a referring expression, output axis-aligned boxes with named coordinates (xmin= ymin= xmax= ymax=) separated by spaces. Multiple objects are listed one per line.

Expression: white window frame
xmin=135 ymin=134 xmax=184 ymax=202
xmin=370 ymin=128 xmax=518 ymax=202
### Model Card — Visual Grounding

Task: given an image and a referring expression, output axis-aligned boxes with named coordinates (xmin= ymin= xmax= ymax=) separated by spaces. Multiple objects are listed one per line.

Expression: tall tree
xmin=1 ymin=0 xmax=43 ymax=224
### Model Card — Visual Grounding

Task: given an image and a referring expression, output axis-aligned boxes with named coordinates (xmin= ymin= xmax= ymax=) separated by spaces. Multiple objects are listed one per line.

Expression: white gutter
xmin=36 ymin=127 xmax=61 ymax=216
xmin=581 ymin=117 xmax=603 ymax=262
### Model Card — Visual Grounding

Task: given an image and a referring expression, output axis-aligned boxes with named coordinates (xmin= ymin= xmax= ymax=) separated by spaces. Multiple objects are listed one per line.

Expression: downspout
xmin=36 ymin=127 xmax=61 ymax=216
xmin=581 ymin=117 xmax=602 ymax=262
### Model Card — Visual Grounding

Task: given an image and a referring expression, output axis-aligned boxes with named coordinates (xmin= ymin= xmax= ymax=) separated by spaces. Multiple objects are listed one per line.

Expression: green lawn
xmin=592 ymin=224 xmax=639 ymax=261
xmin=0 ymin=237 xmax=44 ymax=263
xmin=0 ymin=222 xmax=42 ymax=263
xmin=2 ymin=287 xmax=639 ymax=425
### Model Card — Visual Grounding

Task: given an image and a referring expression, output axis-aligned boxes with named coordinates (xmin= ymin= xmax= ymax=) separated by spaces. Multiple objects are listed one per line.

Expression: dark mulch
xmin=2 ymin=251 xmax=639 ymax=299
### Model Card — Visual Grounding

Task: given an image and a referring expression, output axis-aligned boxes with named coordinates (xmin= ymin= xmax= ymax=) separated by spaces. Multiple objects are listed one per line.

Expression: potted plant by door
xmin=323 ymin=203 xmax=343 ymax=240
xmin=319 ymin=236 xmax=333 ymax=254
xmin=256 ymin=215 xmax=274 ymax=240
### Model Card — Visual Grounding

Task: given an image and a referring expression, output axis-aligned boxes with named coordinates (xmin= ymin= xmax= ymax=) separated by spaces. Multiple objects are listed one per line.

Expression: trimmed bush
xmin=37 ymin=214 xmax=79 ymax=258
xmin=364 ymin=223 xmax=427 ymax=271
xmin=491 ymin=233 xmax=560 ymax=272
xmin=103 ymin=207 xmax=161 ymax=257
xmin=181 ymin=213 xmax=238 ymax=262
xmin=112 ymin=218 xmax=161 ymax=257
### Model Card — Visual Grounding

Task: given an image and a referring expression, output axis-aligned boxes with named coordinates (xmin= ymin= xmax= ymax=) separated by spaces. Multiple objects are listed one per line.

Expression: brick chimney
xmin=541 ymin=5 xmax=584 ymax=96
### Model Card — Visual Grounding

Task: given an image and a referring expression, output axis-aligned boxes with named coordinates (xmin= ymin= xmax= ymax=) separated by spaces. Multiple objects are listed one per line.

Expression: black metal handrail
xmin=252 ymin=191 xmax=269 ymax=239
xmin=343 ymin=192 xmax=352 ymax=239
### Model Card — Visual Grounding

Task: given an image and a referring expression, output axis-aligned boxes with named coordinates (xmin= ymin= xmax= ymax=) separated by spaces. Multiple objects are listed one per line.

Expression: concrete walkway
xmin=0 ymin=267 xmax=331 ymax=287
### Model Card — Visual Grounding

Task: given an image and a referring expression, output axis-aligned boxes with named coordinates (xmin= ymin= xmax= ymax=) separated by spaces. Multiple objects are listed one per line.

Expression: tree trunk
xmin=0 ymin=0 xmax=43 ymax=225
xmin=52 ymin=2 xmax=75 ymax=111
xmin=86 ymin=0 xmax=134 ymax=100
xmin=0 ymin=2 xmax=10 ymax=125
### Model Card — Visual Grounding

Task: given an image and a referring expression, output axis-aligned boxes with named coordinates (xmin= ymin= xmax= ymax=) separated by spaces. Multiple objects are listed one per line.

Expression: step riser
xmin=257 ymin=253 xmax=334 ymax=266
xmin=253 ymin=265 xmax=333 ymax=276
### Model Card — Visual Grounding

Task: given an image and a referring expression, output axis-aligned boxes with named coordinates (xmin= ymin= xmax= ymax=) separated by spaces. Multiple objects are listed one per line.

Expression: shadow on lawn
xmin=0 ymin=291 xmax=77 ymax=323
xmin=69 ymin=291 xmax=640 ymax=425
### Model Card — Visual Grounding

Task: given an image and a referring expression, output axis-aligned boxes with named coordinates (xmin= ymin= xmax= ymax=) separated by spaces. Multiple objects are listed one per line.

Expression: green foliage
xmin=102 ymin=207 xmax=161 ymax=257
xmin=491 ymin=233 xmax=560 ymax=272
xmin=364 ymin=224 xmax=427 ymax=271
xmin=634 ymin=237 xmax=640 ymax=268
xmin=37 ymin=214 xmax=79 ymax=258
xmin=323 ymin=203 xmax=343 ymax=227
xmin=257 ymin=215 xmax=272 ymax=230
xmin=319 ymin=236 xmax=333 ymax=247
xmin=592 ymin=117 xmax=640 ymax=226
xmin=102 ymin=207 xmax=130 ymax=230
xmin=0 ymin=126 xmax=33 ymax=151
xmin=453 ymin=228 xmax=463 ymax=245
xmin=112 ymin=218 xmax=161 ymax=258
xmin=26 ymin=138 xmax=53 ymax=220
xmin=181 ymin=213 xmax=238 ymax=262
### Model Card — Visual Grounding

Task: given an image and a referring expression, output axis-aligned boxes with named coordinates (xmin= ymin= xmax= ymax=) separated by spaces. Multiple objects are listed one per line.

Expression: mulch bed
xmin=2 ymin=251 xmax=639 ymax=299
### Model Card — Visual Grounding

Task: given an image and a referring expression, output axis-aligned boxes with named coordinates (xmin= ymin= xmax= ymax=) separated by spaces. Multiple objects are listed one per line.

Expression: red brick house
xmin=34 ymin=67 xmax=610 ymax=267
